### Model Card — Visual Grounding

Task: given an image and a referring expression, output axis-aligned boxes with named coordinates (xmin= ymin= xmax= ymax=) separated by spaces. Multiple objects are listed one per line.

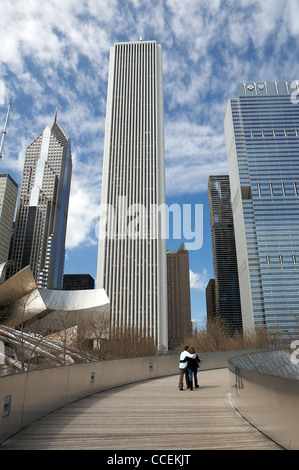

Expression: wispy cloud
xmin=189 ymin=268 xmax=209 ymax=292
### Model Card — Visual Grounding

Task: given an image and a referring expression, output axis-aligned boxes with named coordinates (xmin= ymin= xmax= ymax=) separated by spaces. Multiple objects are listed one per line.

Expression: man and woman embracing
xmin=178 ymin=345 xmax=202 ymax=391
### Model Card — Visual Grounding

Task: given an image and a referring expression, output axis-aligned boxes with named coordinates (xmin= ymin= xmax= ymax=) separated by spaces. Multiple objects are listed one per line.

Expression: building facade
xmin=63 ymin=274 xmax=95 ymax=290
xmin=167 ymin=243 xmax=192 ymax=349
xmin=205 ymin=278 xmax=216 ymax=324
xmin=97 ymin=40 xmax=168 ymax=348
xmin=208 ymin=175 xmax=242 ymax=332
xmin=0 ymin=174 xmax=18 ymax=264
xmin=8 ymin=116 xmax=72 ymax=289
xmin=225 ymin=81 xmax=299 ymax=336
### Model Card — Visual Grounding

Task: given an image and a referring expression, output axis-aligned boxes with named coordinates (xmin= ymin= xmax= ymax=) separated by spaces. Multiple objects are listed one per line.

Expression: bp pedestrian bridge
xmin=1 ymin=349 xmax=299 ymax=451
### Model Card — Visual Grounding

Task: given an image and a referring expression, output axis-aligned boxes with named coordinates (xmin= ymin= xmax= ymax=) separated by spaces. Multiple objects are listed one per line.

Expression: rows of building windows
xmin=245 ymin=129 xmax=299 ymax=138
xmin=265 ymin=254 xmax=297 ymax=264
xmin=229 ymin=87 xmax=299 ymax=333
xmin=256 ymin=182 xmax=298 ymax=197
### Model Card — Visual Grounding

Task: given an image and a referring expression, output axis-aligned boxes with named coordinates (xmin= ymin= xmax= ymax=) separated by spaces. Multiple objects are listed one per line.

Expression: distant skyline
xmin=1 ymin=0 xmax=299 ymax=327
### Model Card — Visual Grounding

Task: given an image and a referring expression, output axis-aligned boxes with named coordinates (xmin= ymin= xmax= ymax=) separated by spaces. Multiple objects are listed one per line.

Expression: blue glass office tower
xmin=8 ymin=115 xmax=72 ymax=289
xmin=225 ymin=81 xmax=299 ymax=336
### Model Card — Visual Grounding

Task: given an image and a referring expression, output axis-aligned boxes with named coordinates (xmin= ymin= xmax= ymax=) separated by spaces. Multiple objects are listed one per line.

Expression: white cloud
xmin=289 ymin=0 xmax=299 ymax=36
xmin=165 ymin=118 xmax=228 ymax=195
xmin=66 ymin=173 xmax=101 ymax=249
xmin=189 ymin=268 xmax=208 ymax=292
xmin=1 ymin=0 xmax=299 ymax=252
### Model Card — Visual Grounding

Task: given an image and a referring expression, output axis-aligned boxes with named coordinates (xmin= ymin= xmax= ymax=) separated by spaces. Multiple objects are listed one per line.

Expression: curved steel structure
xmin=0 ymin=264 xmax=110 ymax=370
xmin=229 ymin=349 xmax=299 ymax=450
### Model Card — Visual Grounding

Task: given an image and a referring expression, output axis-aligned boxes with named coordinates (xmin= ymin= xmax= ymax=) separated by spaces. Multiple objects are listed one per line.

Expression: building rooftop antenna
xmin=0 ymin=99 xmax=12 ymax=160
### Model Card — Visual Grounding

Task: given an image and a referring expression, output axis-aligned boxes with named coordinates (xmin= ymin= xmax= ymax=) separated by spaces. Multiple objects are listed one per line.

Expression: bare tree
xmin=106 ymin=326 xmax=157 ymax=359
xmin=179 ymin=315 xmax=293 ymax=353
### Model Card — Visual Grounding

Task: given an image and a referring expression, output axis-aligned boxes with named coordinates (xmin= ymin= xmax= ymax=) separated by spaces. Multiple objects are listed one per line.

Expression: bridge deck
xmin=1 ymin=368 xmax=282 ymax=450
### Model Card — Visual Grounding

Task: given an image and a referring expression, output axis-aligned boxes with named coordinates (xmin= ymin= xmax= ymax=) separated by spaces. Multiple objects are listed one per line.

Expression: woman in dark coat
xmin=187 ymin=347 xmax=201 ymax=390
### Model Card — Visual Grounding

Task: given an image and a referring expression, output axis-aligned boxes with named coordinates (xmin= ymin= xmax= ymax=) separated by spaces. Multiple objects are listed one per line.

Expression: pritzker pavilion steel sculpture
xmin=0 ymin=263 xmax=110 ymax=371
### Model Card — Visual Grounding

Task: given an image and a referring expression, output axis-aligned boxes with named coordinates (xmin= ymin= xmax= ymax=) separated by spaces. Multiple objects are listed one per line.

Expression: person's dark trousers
xmin=188 ymin=369 xmax=198 ymax=390
xmin=185 ymin=368 xmax=190 ymax=388
xmin=194 ymin=370 xmax=198 ymax=387
xmin=179 ymin=367 xmax=190 ymax=389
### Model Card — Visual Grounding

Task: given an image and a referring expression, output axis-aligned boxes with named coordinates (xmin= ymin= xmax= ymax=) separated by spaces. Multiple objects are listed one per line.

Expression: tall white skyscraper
xmin=97 ymin=40 xmax=168 ymax=348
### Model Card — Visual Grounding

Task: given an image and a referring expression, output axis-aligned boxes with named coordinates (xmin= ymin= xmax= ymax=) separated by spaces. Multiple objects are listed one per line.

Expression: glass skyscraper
xmin=97 ymin=41 xmax=168 ymax=348
xmin=225 ymin=81 xmax=299 ymax=336
xmin=0 ymin=174 xmax=18 ymax=264
xmin=8 ymin=116 xmax=72 ymax=289
xmin=208 ymin=175 xmax=242 ymax=332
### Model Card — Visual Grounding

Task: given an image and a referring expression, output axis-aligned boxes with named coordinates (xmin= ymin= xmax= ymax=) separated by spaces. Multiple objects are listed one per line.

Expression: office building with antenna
xmin=0 ymin=101 xmax=18 ymax=265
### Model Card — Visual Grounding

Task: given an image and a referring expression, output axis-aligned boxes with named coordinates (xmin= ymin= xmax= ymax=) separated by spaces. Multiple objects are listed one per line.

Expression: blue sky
xmin=1 ymin=0 xmax=299 ymax=328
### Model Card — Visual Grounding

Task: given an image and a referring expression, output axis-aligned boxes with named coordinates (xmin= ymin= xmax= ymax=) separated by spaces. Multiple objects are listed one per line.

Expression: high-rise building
xmin=205 ymin=278 xmax=216 ymax=324
xmin=8 ymin=115 xmax=72 ymax=289
xmin=224 ymin=81 xmax=299 ymax=336
xmin=0 ymin=101 xmax=18 ymax=265
xmin=0 ymin=174 xmax=18 ymax=264
xmin=97 ymin=40 xmax=168 ymax=348
xmin=167 ymin=243 xmax=192 ymax=349
xmin=191 ymin=319 xmax=198 ymax=334
xmin=63 ymin=274 xmax=95 ymax=290
xmin=208 ymin=175 xmax=242 ymax=332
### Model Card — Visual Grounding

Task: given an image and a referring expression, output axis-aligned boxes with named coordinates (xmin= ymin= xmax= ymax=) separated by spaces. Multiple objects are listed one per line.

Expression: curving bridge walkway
xmin=0 ymin=368 xmax=282 ymax=450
